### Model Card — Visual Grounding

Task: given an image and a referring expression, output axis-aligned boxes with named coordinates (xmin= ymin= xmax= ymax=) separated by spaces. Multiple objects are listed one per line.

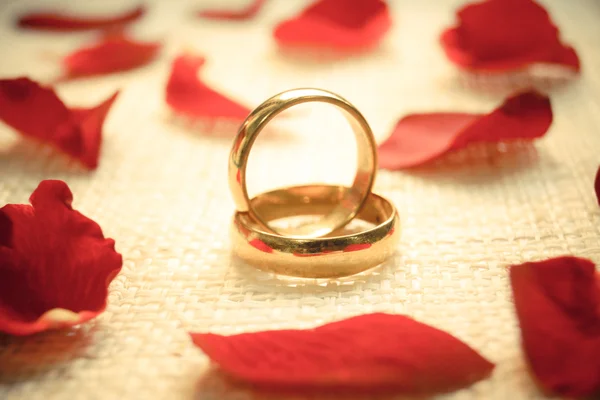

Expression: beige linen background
xmin=1 ymin=0 xmax=599 ymax=399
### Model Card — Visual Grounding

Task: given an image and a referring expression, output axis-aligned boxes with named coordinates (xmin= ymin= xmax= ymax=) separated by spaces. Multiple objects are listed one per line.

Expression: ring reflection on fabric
xmin=231 ymin=185 xmax=400 ymax=279
xmin=228 ymin=88 xmax=377 ymax=239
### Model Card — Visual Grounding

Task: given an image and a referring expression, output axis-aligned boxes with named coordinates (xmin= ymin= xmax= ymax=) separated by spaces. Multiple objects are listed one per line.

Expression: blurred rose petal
xmin=191 ymin=313 xmax=494 ymax=393
xmin=18 ymin=5 xmax=145 ymax=31
xmin=440 ymin=0 xmax=580 ymax=73
xmin=198 ymin=0 xmax=266 ymax=21
xmin=0 ymin=180 xmax=122 ymax=336
xmin=165 ymin=53 xmax=250 ymax=120
xmin=510 ymin=257 xmax=600 ymax=397
xmin=378 ymin=91 xmax=552 ymax=169
xmin=63 ymin=33 xmax=160 ymax=78
xmin=0 ymin=77 xmax=118 ymax=169
xmin=274 ymin=0 xmax=391 ymax=51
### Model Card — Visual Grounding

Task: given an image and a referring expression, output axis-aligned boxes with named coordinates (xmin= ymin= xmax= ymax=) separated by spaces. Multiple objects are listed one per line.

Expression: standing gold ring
xmin=231 ymin=185 xmax=400 ymax=278
xmin=228 ymin=88 xmax=377 ymax=238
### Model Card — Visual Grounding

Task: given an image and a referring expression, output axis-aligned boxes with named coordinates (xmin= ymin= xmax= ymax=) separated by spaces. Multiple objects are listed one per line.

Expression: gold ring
xmin=230 ymin=185 xmax=400 ymax=278
xmin=228 ymin=88 xmax=377 ymax=238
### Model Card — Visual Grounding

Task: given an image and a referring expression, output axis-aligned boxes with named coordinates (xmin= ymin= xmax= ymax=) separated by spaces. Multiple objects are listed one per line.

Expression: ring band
xmin=228 ymin=88 xmax=377 ymax=239
xmin=230 ymin=185 xmax=400 ymax=278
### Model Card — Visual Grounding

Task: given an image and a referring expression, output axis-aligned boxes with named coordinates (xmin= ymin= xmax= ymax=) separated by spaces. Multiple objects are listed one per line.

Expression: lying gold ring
xmin=228 ymin=88 xmax=377 ymax=238
xmin=230 ymin=185 xmax=400 ymax=278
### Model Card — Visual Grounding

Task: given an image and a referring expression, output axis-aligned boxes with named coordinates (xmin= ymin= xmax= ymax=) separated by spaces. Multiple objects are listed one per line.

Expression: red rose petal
xmin=198 ymin=0 xmax=266 ymax=21
xmin=440 ymin=0 xmax=580 ymax=72
xmin=595 ymin=166 xmax=600 ymax=206
xmin=63 ymin=92 xmax=120 ymax=169
xmin=0 ymin=180 xmax=122 ymax=336
xmin=165 ymin=54 xmax=250 ymax=120
xmin=0 ymin=77 xmax=118 ymax=169
xmin=510 ymin=257 xmax=600 ymax=397
xmin=273 ymin=0 xmax=392 ymax=51
xmin=63 ymin=33 xmax=160 ymax=78
xmin=378 ymin=91 xmax=552 ymax=169
xmin=191 ymin=313 xmax=494 ymax=393
xmin=18 ymin=5 xmax=145 ymax=32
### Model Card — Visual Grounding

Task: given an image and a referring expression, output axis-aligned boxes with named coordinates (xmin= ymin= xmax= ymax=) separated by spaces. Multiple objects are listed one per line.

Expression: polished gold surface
xmin=228 ymin=88 xmax=377 ymax=238
xmin=231 ymin=185 xmax=400 ymax=279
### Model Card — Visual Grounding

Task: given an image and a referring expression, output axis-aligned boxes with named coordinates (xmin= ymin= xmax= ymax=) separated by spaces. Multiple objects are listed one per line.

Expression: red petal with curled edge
xmin=273 ymin=0 xmax=392 ymax=51
xmin=191 ymin=313 xmax=494 ymax=393
xmin=510 ymin=257 xmax=600 ymax=397
xmin=165 ymin=54 xmax=250 ymax=120
xmin=17 ymin=5 xmax=145 ymax=31
xmin=595 ymin=166 xmax=600 ymax=206
xmin=0 ymin=180 xmax=122 ymax=336
xmin=198 ymin=0 xmax=266 ymax=21
xmin=378 ymin=91 xmax=552 ymax=169
xmin=63 ymin=33 xmax=160 ymax=78
xmin=440 ymin=0 xmax=580 ymax=72
xmin=61 ymin=92 xmax=120 ymax=169
xmin=0 ymin=77 xmax=118 ymax=169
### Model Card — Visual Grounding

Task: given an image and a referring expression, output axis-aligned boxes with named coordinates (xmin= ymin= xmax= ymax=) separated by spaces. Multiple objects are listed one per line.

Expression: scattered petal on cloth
xmin=510 ymin=257 xmax=600 ymax=397
xmin=198 ymin=0 xmax=266 ymax=21
xmin=165 ymin=54 xmax=250 ymax=120
xmin=63 ymin=33 xmax=160 ymax=78
xmin=0 ymin=180 xmax=122 ymax=336
xmin=440 ymin=0 xmax=580 ymax=73
xmin=595 ymin=166 xmax=600 ymax=206
xmin=0 ymin=77 xmax=119 ymax=169
xmin=17 ymin=5 xmax=145 ymax=31
xmin=273 ymin=0 xmax=392 ymax=51
xmin=378 ymin=91 xmax=552 ymax=169
xmin=191 ymin=313 xmax=494 ymax=393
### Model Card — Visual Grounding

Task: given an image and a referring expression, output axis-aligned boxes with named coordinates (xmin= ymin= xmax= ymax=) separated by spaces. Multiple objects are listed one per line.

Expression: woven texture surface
xmin=1 ymin=0 xmax=600 ymax=399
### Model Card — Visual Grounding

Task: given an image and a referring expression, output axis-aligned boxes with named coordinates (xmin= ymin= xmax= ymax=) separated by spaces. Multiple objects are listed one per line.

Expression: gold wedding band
xmin=228 ymin=89 xmax=399 ymax=279
xmin=231 ymin=185 xmax=400 ymax=278
xmin=228 ymin=88 xmax=377 ymax=238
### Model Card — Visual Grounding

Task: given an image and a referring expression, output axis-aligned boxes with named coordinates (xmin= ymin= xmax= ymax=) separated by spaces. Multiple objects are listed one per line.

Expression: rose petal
xmin=63 ymin=33 xmax=160 ymax=78
xmin=510 ymin=257 xmax=600 ymax=397
xmin=0 ymin=180 xmax=122 ymax=336
xmin=18 ymin=5 xmax=145 ymax=31
xmin=0 ymin=78 xmax=118 ymax=169
xmin=273 ymin=0 xmax=392 ymax=51
xmin=595 ymin=166 xmax=600 ymax=206
xmin=63 ymin=92 xmax=120 ymax=169
xmin=440 ymin=0 xmax=580 ymax=72
xmin=191 ymin=313 xmax=494 ymax=393
xmin=198 ymin=0 xmax=266 ymax=21
xmin=165 ymin=54 xmax=250 ymax=120
xmin=378 ymin=91 xmax=552 ymax=169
